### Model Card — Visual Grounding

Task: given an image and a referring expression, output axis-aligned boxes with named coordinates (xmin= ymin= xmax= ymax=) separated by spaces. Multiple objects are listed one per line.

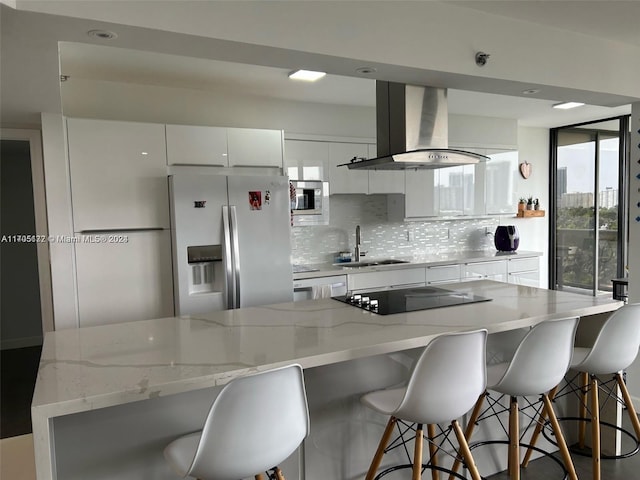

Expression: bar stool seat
xmin=163 ymin=364 xmax=309 ymax=480
xmin=527 ymin=303 xmax=640 ymax=480
xmin=361 ymin=329 xmax=488 ymax=480
xmin=451 ymin=316 xmax=580 ymax=480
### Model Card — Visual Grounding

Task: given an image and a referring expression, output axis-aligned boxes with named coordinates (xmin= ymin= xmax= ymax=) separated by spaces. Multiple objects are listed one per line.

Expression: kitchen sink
xmin=337 ymin=259 xmax=410 ymax=268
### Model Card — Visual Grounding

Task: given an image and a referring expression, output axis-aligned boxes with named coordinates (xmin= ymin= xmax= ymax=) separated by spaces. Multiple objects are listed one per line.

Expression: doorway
xmin=0 ymin=129 xmax=53 ymax=438
xmin=550 ymin=116 xmax=629 ymax=295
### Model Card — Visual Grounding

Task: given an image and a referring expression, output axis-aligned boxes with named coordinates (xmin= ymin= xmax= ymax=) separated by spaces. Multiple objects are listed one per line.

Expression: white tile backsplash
xmin=291 ymin=194 xmax=500 ymax=264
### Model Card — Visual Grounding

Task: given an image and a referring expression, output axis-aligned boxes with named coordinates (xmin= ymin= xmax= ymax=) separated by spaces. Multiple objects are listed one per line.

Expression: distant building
xmin=561 ymin=192 xmax=594 ymax=208
xmin=559 ymin=189 xmax=618 ymax=209
xmin=599 ymin=188 xmax=618 ymax=208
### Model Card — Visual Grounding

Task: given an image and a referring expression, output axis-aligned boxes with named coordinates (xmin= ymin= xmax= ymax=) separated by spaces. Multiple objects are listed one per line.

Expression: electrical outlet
xmin=406 ymin=230 xmax=413 ymax=242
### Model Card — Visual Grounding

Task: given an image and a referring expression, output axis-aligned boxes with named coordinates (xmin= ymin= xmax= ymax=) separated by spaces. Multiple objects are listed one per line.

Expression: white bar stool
xmin=525 ymin=303 xmax=640 ymax=480
xmin=361 ymin=329 xmax=488 ymax=480
xmin=451 ymin=316 xmax=580 ymax=480
xmin=163 ymin=364 xmax=309 ymax=480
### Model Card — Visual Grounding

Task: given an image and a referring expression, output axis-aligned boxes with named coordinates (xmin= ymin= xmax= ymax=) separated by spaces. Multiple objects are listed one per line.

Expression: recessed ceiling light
xmin=356 ymin=67 xmax=377 ymax=75
xmin=522 ymin=89 xmax=540 ymax=95
xmin=87 ymin=29 xmax=118 ymax=40
xmin=553 ymin=102 xmax=585 ymax=110
xmin=288 ymin=70 xmax=326 ymax=81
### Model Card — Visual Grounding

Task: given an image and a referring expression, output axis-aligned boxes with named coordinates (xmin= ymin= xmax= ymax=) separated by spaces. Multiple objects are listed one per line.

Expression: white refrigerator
xmin=170 ymin=174 xmax=293 ymax=316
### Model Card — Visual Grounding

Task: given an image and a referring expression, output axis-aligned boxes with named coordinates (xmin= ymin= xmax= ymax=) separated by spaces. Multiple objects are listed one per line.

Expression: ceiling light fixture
xmin=553 ymin=101 xmax=585 ymax=110
xmin=522 ymin=89 xmax=540 ymax=95
xmin=87 ymin=29 xmax=118 ymax=40
xmin=288 ymin=70 xmax=326 ymax=81
xmin=356 ymin=67 xmax=377 ymax=75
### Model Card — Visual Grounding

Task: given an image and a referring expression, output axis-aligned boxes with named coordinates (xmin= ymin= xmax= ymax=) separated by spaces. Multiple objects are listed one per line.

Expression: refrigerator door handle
xmin=229 ymin=206 xmax=242 ymax=309
xmin=222 ymin=206 xmax=235 ymax=309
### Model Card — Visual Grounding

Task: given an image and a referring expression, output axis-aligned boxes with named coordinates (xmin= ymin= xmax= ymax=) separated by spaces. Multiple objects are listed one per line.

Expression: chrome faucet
xmin=355 ymin=225 xmax=361 ymax=261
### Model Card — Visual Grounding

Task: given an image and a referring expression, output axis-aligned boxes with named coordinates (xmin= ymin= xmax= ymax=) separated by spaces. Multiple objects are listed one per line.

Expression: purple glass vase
xmin=494 ymin=225 xmax=520 ymax=252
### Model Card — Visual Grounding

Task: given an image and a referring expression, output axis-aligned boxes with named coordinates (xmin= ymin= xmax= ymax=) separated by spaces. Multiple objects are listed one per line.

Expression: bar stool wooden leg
xmin=616 ymin=373 xmax=640 ymax=438
xmin=543 ymin=393 xmax=578 ymax=480
xmin=414 ymin=423 xmax=424 ymax=480
xmin=448 ymin=392 xmax=485 ymax=480
xmin=591 ymin=376 xmax=601 ymax=480
xmin=522 ymin=386 xmax=558 ymax=467
xmin=508 ymin=396 xmax=520 ymax=480
xmin=274 ymin=467 xmax=285 ymax=480
xmin=366 ymin=416 xmax=397 ymax=480
xmin=427 ymin=424 xmax=439 ymax=480
xmin=579 ymin=371 xmax=589 ymax=449
xmin=451 ymin=420 xmax=482 ymax=480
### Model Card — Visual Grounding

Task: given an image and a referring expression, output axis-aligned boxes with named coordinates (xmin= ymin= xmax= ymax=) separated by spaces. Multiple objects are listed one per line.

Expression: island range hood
xmin=340 ymin=81 xmax=488 ymax=170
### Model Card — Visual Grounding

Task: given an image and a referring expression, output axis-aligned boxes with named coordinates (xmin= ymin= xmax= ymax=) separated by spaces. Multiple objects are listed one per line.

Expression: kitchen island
xmin=32 ymin=281 xmax=621 ymax=480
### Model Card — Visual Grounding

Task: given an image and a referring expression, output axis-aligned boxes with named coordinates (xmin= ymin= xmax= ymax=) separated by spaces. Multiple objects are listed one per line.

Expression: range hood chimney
xmin=341 ymin=81 xmax=488 ymax=170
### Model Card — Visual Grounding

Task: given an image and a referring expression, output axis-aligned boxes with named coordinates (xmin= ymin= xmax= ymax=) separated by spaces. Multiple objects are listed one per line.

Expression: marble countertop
xmin=293 ymin=250 xmax=542 ymax=279
xmin=32 ymin=280 xmax=617 ymax=421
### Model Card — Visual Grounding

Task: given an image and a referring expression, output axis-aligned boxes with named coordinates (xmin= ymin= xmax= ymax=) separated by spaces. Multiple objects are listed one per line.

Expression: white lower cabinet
xmin=425 ymin=264 xmax=461 ymax=285
xmin=348 ymin=268 xmax=426 ymax=292
xmin=462 ymin=260 xmax=508 ymax=282
xmin=507 ymin=256 xmax=541 ymax=287
xmin=75 ymin=230 xmax=174 ymax=327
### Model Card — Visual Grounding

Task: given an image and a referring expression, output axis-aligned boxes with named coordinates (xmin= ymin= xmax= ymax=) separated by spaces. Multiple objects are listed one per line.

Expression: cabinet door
xmin=166 ymin=124 xmax=228 ymax=166
xmin=227 ymin=128 xmax=283 ymax=168
xmin=462 ymin=260 xmax=507 ymax=282
xmin=485 ymin=149 xmax=519 ymax=214
xmin=75 ymin=230 xmax=174 ymax=327
xmin=367 ymin=144 xmax=405 ymax=194
xmin=404 ymin=170 xmax=438 ymax=217
xmin=347 ymin=268 xmax=426 ymax=291
xmin=284 ymin=139 xmax=329 ymax=181
xmin=425 ymin=264 xmax=461 ymax=284
xmin=328 ymin=142 xmax=369 ymax=194
xmin=67 ymin=118 xmax=170 ymax=230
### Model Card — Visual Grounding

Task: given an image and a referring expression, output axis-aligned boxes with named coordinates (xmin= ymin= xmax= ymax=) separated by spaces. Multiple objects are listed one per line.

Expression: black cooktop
xmin=333 ymin=285 xmax=491 ymax=315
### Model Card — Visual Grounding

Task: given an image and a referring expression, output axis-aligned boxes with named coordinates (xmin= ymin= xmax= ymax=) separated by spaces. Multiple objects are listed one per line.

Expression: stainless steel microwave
xmin=290 ymin=180 xmax=329 ymax=226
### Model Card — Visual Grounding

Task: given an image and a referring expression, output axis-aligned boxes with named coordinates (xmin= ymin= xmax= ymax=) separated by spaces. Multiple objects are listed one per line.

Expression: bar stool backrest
xmin=395 ymin=329 xmax=487 ymax=425
xmin=577 ymin=303 xmax=640 ymax=375
xmin=491 ymin=316 xmax=579 ymax=396
xmin=187 ymin=364 xmax=309 ymax=479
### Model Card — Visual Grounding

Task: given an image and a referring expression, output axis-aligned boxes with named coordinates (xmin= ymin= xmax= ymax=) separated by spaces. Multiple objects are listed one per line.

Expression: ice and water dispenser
xmin=186 ymin=245 xmax=224 ymax=295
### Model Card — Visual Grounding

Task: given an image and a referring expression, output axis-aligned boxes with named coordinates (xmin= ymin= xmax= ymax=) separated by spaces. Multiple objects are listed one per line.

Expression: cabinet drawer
xmin=507 ymin=256 xmax=540 ymax=274
xmin=426 ymin=264 xmax=460 ymax=283
xmin=348 ymin=268 xmax=425 ymax=291
xmin=508 ymin=270 xmax=540 ymax=287
xmin=462 ymin=260 xmax=507 ymax=280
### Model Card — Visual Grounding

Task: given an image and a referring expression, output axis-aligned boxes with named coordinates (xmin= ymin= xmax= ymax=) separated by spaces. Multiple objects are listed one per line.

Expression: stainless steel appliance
xmin=170 ymin=174 xmax=293 ymax=316
xmin=334 ymin=285 xmax=491 ymax=315
xmin=290 ymin=180 xmax=329 ymax=226
xmin=340 ymin=82 xmax=488 ymax=171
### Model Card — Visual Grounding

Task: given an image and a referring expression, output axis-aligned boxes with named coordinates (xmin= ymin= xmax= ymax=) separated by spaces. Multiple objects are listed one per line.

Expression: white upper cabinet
xmin=67 ymin=118 xmax=170 ymax=231
xmin=485 ymin=149 xmax=519 ymax=214
xmin=166 ymin=124 xmax=228 ymax=166
xmin=328 ymin=142 xmax=369 ymax=194
xmin=227 ymin=128 xmax=283 ymax=168
xmin=284 ymin=139 xmax=329 ymax=181
xmin=402 ymin=170 xmax=438 ymax=218
xmin=366 ymin=144 xmax=405 ymax=194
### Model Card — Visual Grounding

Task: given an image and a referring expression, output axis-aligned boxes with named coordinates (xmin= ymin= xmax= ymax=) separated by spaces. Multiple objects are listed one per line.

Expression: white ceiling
xmin=450 ymin=1 xmax=640 ymax=48
xmin=59 ymin=42 xmax=631 ymax=128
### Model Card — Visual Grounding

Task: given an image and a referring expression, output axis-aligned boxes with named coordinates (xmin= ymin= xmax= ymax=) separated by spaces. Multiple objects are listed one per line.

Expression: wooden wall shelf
xmin=516 ymin=210 xmax=545 ymax=218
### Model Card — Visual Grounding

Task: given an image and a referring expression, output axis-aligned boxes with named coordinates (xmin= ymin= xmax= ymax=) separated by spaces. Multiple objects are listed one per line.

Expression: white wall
xmin=625 ymin=102 xmax=640 ymax=405
xmin=509 ymin=127 xmax=550 ymax=287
